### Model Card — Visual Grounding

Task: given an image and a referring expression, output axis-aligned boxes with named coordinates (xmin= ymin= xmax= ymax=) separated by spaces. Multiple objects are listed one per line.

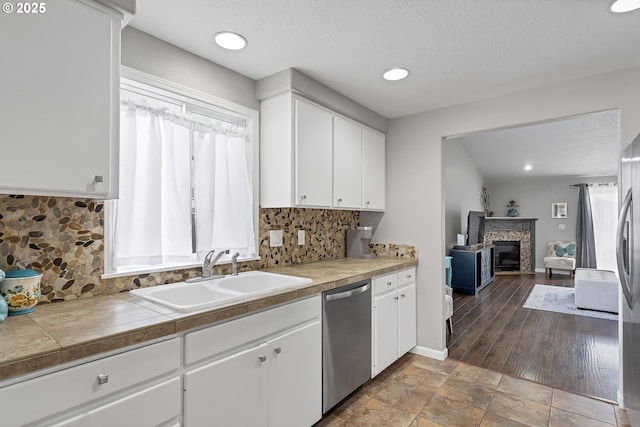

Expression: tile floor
xmin=314 ymin=353 xmax=631 ymax=427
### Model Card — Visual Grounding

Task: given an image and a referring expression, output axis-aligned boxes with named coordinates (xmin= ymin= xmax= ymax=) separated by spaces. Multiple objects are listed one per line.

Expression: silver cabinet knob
xmin=401 ymin=293 xmax=406 ymax=298
xmin=301 ymin=195 xmax=307 ymax=200
xmin=274 ymin=347 xmax=282 ymax=355
xmin=94 ymin=175 xmax=104 ymax=183
xmin=258 ymin=355 xmax=267 ymax=363
xmin=387 ymin=281 xmax=392 ymax=286
xmin=394 ymin=296 xmax=399 ymax=301
xmin=97 ymin=373 xmax=109 ymax=385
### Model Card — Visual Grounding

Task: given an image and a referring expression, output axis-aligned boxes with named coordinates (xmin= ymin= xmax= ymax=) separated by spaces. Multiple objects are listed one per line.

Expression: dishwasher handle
xmin=325 ymin=283 xmax=370 ymax=302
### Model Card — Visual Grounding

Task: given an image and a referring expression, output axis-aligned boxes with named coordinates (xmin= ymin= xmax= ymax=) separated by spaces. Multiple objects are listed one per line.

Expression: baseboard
xmin=411 ymin=345 xmax=448 ymax=361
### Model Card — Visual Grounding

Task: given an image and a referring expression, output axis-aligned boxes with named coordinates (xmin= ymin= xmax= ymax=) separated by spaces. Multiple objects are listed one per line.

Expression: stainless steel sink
xmin=130 ymin=271 xmax=312 ymax=312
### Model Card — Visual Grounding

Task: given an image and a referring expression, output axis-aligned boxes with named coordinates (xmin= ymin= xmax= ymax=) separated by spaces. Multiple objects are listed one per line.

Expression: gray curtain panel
xmin=576 ymin=183 xmax=597 ymax=268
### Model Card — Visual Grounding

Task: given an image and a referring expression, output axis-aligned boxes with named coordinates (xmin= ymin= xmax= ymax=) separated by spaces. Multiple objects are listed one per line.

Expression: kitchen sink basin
xmin=130 ymin=280 xmax=245 ymax=312
xmin=216 ymin=271 xmax=312 ymax=294
xmin=130 ymin=271 xmax=312 ymax=312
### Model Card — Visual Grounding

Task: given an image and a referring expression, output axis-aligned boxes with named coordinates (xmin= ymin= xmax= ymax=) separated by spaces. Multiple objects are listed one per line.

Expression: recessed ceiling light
xmin=383 ymin=68 xmax=410 ymax=81
xmin=214 ymin=31 xmax=247 ymax=50
xmin=611 ymin=0 xmax=640 ymax=13
xmin=524 ymin=164 xmax=533 ymax=171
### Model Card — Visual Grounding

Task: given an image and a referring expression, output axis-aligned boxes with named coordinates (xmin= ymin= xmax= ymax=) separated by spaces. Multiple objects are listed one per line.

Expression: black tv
xmin=467 ymin=211 xmax=485 ymax=245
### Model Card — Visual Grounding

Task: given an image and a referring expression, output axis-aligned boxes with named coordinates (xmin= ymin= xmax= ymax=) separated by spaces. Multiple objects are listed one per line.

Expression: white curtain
xmin=114 ymin=100 xmax=254 ymax=268
xmin=589 ymin=184 xmax=619 ymax=273
xmin=193 ymin=122 xmax=255 ymax=259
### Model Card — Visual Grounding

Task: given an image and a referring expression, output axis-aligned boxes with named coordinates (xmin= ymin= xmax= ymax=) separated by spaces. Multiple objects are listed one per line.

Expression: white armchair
xmin=543 ymin=241 xmax=577 ymax=278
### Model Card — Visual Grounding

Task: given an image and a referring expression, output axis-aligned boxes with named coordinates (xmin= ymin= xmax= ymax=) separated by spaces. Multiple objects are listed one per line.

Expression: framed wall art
xmin=552 ymin=202 xmax=568 ymax=218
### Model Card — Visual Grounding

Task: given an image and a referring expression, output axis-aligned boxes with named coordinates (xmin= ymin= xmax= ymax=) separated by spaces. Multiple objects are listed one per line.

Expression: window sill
xmin=101 ymin=256 xmax=262 ymax=280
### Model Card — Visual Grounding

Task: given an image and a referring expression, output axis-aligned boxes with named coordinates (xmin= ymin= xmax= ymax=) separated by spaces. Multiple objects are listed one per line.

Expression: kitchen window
xmin=103 ymin=69 xmax=259 ymax=277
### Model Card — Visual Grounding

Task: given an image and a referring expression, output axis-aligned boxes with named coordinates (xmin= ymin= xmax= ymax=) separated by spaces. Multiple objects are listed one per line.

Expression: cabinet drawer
xmin=0 ymin=338 xmax=180 ymax=427
xmin=185 ymin=295 xmax=321 ymax=365
xmin=86 ymin=376 xmax=181 ymax=426
xmin=397 ymin=268 xmax=416 ymax=287
xmin=373 ymin=273 xmax=397 ymax=296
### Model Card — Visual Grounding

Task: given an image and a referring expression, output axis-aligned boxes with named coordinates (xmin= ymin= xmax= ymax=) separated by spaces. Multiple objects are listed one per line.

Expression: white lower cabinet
xmin=184 ymin=343 xmax=269 ymax=427
xmin=372 ymin=268 xmax=417 ymax=376
xmin=268 ymin=322 xmax=321 ymax=427
xmin=51 ymin=377 xmax=182 ymax=427
xmin=183 ymin=296 xmax=322 ymax=427
xmin=0 ymin=338 xmax=181 ymax=427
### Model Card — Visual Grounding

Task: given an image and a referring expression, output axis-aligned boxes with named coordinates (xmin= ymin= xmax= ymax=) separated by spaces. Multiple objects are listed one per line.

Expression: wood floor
xmin=447 ymin=272 xmax=619 ymax=402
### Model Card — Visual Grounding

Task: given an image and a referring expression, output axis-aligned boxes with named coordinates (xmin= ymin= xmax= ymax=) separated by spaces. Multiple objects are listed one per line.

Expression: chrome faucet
xmin=186 ymin=249 xmax=229 ymax=283
xmin=231 ymin=252 xmax=240 ymax=276
xmin=203 ymin=249 xmax=229 ymax=278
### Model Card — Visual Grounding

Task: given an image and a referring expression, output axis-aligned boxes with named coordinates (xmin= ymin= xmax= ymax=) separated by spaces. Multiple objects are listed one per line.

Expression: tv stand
xmin=450 ymin=244 xmax=495 ymax=295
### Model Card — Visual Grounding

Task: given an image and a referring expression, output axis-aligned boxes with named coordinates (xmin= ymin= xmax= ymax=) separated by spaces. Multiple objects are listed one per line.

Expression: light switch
xmin=559 ymin=224 xmax=566 ymax=230
xmin=298 ymin=229 xmax=305 ymax=246
xmin=269 ymin=230 xmax=283 ymax=247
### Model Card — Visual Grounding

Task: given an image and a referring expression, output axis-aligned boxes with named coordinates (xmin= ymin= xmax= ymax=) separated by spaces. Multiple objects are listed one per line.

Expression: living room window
xmin=103 ymin=70 xmax=259 ymax=277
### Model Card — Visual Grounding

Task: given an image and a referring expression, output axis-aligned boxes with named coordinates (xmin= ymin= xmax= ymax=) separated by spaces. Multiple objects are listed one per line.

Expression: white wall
xmin=367 ymin=66 xmax=640 ymax=356
xmin=121 ymin=27 xmax=259 ymax=110
xmin=489 ymin=176 xmax=617 ymax=270
xmin=443 ymin=139 xmax=486 ymax=252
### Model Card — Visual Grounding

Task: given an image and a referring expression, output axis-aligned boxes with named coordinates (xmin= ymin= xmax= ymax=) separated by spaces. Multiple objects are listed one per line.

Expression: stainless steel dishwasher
xmin=322 ymin=279 xmax=372 ymax=413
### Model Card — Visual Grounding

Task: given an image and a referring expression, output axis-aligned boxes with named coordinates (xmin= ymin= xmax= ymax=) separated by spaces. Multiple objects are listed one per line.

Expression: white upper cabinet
xmin=333 ymin=116 xmax=363 ymax=209
xmin=0 ymin=0 xmax=120 ymax=198
xmin=260 ymin=92 xmax=385 ymax=211
xmin=295 ymin=98 xmax=334 ymax=207
xmin=363 ymin=128 xmax=386 ymax=211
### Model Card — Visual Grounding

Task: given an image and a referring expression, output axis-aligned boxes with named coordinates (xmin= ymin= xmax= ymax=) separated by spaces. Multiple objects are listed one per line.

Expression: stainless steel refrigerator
xmin=617 ymin=133 xmax=640 ymax=425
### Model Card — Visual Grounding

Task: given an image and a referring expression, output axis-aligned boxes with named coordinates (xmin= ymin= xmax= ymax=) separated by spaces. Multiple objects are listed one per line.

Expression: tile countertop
xmin=0 ymin=257 xmax=417 ymax=383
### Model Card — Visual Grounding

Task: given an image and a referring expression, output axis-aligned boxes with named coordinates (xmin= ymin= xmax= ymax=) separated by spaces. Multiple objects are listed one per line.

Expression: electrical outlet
xmin=559 ymin=224 xmax=566 ymax=230
xmin=298 ymin=229 xmax=305 ymax=246
xmin=269 ymin=230 xmax=283 ymax=247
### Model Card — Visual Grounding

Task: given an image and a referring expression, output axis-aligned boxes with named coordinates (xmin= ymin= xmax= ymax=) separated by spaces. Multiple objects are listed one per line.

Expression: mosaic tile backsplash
xmin=0 ymin=195 xmax=395 ymax=302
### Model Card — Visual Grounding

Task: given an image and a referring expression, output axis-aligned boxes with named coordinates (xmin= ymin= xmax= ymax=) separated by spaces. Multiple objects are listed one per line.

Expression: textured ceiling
xmin=130 ymin=0 xmax=640 ymax=119
xmin=451 ymin=110 xmax=619 ymax=183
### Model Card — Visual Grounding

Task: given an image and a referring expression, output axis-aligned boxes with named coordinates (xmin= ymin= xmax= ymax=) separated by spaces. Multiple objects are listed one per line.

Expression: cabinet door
xmin=398 ymin=283 xmax=417 ymax=355
xmin=184 ymin=343 xmax=269 ymax=427
xmin=362 ymin=129 xmax=386 ymax=210
xmin=269 ymin=321 xmax=322 ymax=427
xmin=294 ymin=99 xmax=333 ymax=207
xmin=0 ymin=0 xmax=118 ymax=198
xmin=373 ymin=291 xmax=399 ymax=376
xmin=333 ymin=116 xmax=363 ymax=209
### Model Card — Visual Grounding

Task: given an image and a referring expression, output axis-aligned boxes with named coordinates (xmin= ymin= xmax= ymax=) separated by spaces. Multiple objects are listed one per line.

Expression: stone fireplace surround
xmin=483 ymin=217 xmax=538 ymax=273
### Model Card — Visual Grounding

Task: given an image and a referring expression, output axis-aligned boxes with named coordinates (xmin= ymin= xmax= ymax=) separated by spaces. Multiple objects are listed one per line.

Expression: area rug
xmin=523 ymin=284 xmax=618 ymax=321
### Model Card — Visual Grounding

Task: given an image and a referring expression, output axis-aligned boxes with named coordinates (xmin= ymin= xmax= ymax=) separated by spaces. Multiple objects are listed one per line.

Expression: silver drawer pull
xmin=274 ymin=347 xmax=282 ymax=355
xmin=387 ymin=281 xmax=392 ymax=286
xmin=394 ymin=296 xmax=399 ymax=301
xmin=258 ymin=355 xmax=267 ymax=363
xmin=401 ymin=293 xmax=406 ymax=298
xmin=407 ymin=274 xmax=412 ymax=279
xmin=94 ymin=175 xmax=104 ymax=183
xmin=97 ymin=373 xmax=109 ymax=385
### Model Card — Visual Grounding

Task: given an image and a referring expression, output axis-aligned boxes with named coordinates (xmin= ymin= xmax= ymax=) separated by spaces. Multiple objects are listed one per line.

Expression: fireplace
xmin=484 ymin=217 xmax=537 ymax=273
xmin=494 ymin=240 xmax=520 ymax=272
